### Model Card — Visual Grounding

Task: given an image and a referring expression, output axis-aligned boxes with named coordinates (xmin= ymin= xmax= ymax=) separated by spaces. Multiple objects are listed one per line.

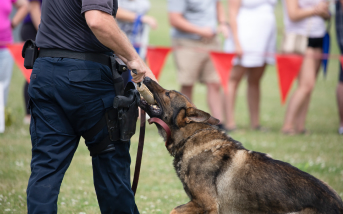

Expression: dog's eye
xmin=165 ymin=92 xmax=170 ymax=97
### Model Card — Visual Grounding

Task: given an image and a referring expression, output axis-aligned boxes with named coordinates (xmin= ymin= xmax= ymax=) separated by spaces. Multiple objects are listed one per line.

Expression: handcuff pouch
xmin=22 ymin=40 xmax=38 ymax=69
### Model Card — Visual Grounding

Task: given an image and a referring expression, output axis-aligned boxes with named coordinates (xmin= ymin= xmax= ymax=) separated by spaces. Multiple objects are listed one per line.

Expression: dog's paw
xmin=169 ymin=209 xmax=178 ymax=214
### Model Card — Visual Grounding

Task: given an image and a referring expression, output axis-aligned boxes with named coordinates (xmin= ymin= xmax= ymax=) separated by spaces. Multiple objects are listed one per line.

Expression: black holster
xmin=83 ymin=56 xmax=140 ymax=156
xmin=109 ymin=56 xmax=140 ymax=142
xmin=113 ymin=82 xmax=140 ymax=141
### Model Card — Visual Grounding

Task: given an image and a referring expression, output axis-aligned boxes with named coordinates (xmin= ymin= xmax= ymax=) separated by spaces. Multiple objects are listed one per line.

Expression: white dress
xmin=224 ymin=0 xmax=277 ymax=67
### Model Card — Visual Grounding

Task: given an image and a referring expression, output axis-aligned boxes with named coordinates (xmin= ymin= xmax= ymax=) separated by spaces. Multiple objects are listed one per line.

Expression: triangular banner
xmin=7 ymin=43 xmax=31 ymax=83
xmin=146 ymin=47 xmax=171 ymax=80
xmin=209 ymin=52 xmax=235 ymax=92
xmin=340 ymin=56 xmax=343 ymax=71
xmin=276 ymin=54 xmax=303 ymax=104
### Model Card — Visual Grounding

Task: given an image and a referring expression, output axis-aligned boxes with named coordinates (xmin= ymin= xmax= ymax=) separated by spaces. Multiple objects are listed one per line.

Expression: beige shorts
xmin=172 ymin=37 xmax=221 ymax=86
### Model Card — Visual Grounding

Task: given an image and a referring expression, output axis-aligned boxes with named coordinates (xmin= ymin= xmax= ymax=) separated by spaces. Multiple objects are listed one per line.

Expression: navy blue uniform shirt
xmin=36 ymin=0 xmax=118 ymax=52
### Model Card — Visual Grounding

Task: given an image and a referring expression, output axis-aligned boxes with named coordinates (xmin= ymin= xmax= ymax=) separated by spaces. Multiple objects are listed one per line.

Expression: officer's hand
xmin=126 ymin=58 xmax=157 ymax=83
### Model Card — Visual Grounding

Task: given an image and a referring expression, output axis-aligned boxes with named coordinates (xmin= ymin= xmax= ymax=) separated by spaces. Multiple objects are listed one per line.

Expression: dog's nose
xmin=143 ymin=76 xmax=151 ymax=84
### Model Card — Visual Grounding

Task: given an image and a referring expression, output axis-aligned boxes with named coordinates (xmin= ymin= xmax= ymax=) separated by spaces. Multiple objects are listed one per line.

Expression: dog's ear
xmin=185 ymin=107 xmax=220 ymax=125
xmin=174 ymin=108 xmax=187 ymax=127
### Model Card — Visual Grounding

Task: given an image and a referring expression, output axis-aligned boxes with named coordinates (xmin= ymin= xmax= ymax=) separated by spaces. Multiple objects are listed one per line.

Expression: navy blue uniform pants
xmin=26 ymin=57 xmax=139 ymax=214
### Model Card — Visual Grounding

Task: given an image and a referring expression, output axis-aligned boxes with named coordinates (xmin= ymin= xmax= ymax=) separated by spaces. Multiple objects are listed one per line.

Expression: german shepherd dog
xmin=139 ymin=77 xmax=343 ymax=214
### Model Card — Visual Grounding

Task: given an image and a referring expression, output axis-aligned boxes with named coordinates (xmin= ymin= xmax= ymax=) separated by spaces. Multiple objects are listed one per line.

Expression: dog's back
xmin=214 ymin=136 xmax=343 ymax=214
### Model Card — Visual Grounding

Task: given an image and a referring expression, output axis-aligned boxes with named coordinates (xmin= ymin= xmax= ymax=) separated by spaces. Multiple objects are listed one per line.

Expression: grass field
xmin=1 ymin=1 xmax=343 ymax=213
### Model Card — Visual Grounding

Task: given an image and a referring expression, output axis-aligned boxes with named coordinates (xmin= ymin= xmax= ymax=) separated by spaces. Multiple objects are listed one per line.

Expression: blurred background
xmin=0 ymin=0 xmax=342 ymax=213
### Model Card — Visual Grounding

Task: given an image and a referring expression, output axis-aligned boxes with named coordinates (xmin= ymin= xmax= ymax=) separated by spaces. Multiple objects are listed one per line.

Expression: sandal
xmin=281 ymin=128 xmax=297 ymax=136
xmin=297 ymin=129 xmax=310 ymax=135
xmin=253 ymin=125 xmax=269 ymax=132
xmin=338 ymin=127 xmax=343 ymax=135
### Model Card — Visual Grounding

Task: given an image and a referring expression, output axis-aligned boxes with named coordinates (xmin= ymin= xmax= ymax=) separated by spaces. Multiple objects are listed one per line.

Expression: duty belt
xmin=39 ymin=48 xmax=112 ymax=68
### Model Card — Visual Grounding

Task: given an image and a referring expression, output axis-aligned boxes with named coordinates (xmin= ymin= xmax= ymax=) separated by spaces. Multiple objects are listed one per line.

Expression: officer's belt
xmin=39 ymin=48 xmax=111 ymax=68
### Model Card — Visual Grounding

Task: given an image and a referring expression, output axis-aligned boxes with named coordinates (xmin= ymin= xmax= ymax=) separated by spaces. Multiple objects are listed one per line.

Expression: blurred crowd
xmin=0 ymin=0 xmax=342 ymax=135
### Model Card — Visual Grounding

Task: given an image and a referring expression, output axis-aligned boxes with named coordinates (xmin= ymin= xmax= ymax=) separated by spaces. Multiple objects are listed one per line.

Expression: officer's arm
xmin=85 ymin=10 xmax=157 ymax=83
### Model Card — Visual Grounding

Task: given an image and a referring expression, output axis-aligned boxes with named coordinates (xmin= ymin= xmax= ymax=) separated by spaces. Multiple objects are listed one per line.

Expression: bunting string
xmin=3 ymin=42 xmax=343 ymax=105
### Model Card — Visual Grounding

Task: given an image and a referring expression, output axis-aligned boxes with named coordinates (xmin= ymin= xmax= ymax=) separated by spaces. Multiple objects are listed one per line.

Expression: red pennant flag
xmin=340 ymin=56 xmax=343 ymax=71
xmin=276 ymin=54 xmax=303 ymax=104
xmin=209 ymin=52 xmax=235 ymax=93
xmin=7 ymin=43 xmax=31 ymax=83
xmin=146 ymin=47 xmax=171 ymax=80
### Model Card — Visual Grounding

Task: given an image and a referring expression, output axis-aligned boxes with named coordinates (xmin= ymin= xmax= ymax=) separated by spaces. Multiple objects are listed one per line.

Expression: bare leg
xmin=247 ymin=64 xmax=266 ymax=129
xmin=295 ymin=48 xmax=322 ymax=132
xmin=337 ymin=83 xmax=343 ymax=129
xmin=181 ymin=85 xmax=193 ymax=102
xmin=207 ymin=83 xmax=224 ymax=124
xmin=225 ymin=65 xmax=247 ymax=129
xmin=282 ymin=48 xmax=319 ymax=133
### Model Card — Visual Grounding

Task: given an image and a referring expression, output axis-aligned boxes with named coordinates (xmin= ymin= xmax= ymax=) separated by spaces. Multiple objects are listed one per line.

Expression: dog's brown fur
xmin=139 ymin=77 xmax=343 ymax=214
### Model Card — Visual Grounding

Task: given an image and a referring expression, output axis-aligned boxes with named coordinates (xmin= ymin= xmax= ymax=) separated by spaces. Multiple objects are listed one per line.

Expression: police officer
xmin=26 ymin=0 xmax=156 ymax=213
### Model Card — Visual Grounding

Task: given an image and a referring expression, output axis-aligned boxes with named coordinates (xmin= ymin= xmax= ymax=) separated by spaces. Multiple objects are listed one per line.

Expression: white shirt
xmin=282 ymin=0 xmax=327 ymax=38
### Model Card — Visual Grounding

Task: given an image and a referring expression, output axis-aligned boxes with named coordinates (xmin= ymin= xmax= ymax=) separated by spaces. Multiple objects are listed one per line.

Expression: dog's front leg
xmin=170 ymin=201 xmax=218 ymax=214
xmin=170 ymin=201 xmax=204 ymax=214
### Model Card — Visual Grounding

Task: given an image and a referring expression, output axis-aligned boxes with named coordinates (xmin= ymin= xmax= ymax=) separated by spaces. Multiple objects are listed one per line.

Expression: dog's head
xmin=139 ymin=77 xmax=220 ymax=140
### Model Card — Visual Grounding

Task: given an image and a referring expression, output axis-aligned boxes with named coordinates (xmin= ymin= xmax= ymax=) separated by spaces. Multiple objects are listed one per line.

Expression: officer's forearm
xmin=85 ymin=10 xmax=139 ymax=62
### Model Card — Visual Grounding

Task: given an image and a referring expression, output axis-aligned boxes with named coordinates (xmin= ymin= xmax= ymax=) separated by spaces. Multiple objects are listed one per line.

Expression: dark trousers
xmin=26 ymin=57 xmax=139 ymax=214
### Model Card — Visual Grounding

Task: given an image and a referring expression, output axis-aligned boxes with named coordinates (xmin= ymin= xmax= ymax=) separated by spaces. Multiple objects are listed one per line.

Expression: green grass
xmin=1 ymin=1 xmax=342 ymax=213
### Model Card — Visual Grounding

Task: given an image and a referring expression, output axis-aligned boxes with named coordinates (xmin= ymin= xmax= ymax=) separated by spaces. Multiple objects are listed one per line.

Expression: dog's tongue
xmin=137 ymin=83 xmax=156 ymax=105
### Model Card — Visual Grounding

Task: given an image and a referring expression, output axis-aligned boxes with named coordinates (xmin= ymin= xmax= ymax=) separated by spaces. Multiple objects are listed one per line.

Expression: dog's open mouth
xmin=139 ymin=95 xmax=162 ymax=117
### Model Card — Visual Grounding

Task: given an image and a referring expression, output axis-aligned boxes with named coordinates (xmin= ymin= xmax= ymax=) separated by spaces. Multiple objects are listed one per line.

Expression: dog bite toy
xmin=131 ymin=69 xmax=156 ymax=105
xmin=137 ymin=83 xmax=156 ymax=105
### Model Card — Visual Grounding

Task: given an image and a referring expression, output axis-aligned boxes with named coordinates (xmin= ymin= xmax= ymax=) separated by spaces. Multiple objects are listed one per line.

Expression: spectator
xmin=0 ymin=0 xmax=28 ymax=106
xmin=224 ymin=0 xmax=277 ymax=131
xmin=281 ymin=0 xmax=330 ymax=135
xmin=20 ymin=0 xmax=41 ymax=125
xmin=116 ymin=0 xmax=157 ymax=46
xmin=116 ymin=0 xmax=157 ymax=83
xmin=0 ymin=0 xmax=28 ymax=132
xmin=336 ymin=0 xmax=343 ymax=135
xmin=167 ymin=0 xmax=229 ymax=131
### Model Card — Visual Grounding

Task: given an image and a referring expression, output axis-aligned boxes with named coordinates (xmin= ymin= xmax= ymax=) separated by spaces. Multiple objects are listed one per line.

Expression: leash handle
xmin=132 ymin=108 xmax=146 ymax=195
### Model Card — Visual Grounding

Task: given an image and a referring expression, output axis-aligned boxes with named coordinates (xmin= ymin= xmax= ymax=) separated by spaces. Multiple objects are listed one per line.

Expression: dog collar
xmin=148 ymin=117 xmax=171 ymax=147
